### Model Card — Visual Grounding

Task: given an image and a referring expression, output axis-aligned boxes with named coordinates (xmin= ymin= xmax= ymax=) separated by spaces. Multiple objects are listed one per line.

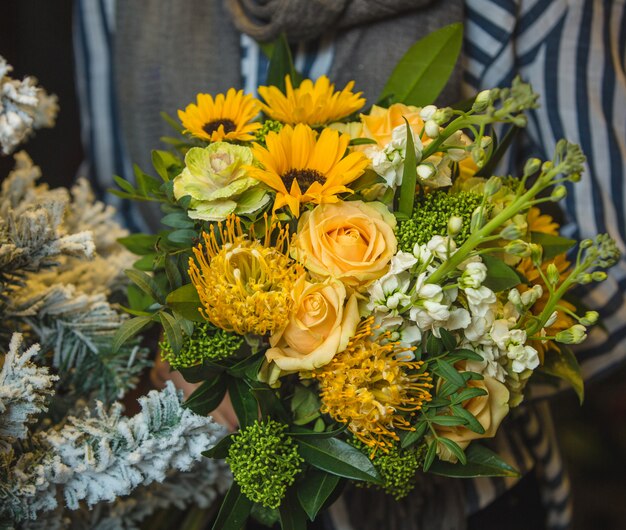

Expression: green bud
xmin=580 ymin=239 xmax=593 ymax=249
xmin=484 ymin=176 xmax=502 ymax=196
xmin=470 ymin=206 xmax=488 ymax=232
xmin=523 ymin=157 xmax=542 ymax=176
xmin=530 ymin=243 xmax=543 ymax=264
xmin=433 ymin=107 xmax=454 ymax=124
xmin=550 ymin=185 xmax=567 ymax=201
xmin=472 ymin=90 xmax=492 ymax=112
xmin=579 ymin=273 xmax=593 ymax=284
xmin=591 ymin=271 xmax=607 ymax=282
xmin=546 ymin=263 xmax=560 ymax=285
xmin=500 ymin=223 xmax=524 ymax=240
xmin=580 ymin=311 xmax=599 ymax=326
xmin=504 ymin=239 xmax=531 ymax=257
xmin=555 ymin=324 xmax=587 ymax=344
xmin=448 ymin=215 xmax=463 ymax=236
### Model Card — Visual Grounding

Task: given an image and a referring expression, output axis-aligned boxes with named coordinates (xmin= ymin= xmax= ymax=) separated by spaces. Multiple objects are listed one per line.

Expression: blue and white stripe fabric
xmin=464 ymin=0 xmax=626 ymax=385
xmin=73 ymin=0 xmax=148 ymax=233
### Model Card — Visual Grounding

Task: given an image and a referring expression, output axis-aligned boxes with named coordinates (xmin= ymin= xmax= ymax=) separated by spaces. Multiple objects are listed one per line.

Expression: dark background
xmin=1 ymin=2 xmax=625 ymax=529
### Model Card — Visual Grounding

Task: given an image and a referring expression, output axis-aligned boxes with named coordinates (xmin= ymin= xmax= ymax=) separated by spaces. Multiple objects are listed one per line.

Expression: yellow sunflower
xmin=258 ymin=75 xmax=365 ymax=126
xmin=178 ymin=88 xmax=261 ymax=143
xmin=247 ymin=123 xmax=369 ymax=217
xmin=527 ymin=206 xmax=559 ymax=235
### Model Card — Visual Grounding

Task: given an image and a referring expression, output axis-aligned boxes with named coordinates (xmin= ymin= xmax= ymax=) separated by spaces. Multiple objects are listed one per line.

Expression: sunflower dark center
xmin=282 ymin=168 xmax=325 ymax=190
xmin=203 ymin=119 xmax=236 ymax=136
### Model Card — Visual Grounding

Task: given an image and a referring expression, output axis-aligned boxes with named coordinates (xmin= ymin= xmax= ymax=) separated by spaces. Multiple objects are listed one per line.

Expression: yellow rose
xmin=434 ymin=374 xmax=510 ymax=463
xmin=265 ymin=275 xmax=360 ymax=373
xmin=293 ymin=200 xmax=397 ymax=289
xmin=360 ymin=103 xmax=424 ymax=147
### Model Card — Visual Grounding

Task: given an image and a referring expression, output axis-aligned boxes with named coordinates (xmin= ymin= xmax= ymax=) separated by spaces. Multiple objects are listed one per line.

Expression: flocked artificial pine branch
xmin=0 ymin=55 xmax=230 ymax=528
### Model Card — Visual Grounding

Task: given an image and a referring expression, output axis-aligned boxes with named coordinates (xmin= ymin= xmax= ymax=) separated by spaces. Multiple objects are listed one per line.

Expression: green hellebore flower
xmin=173 ymin=142 xmax=270 ymax=221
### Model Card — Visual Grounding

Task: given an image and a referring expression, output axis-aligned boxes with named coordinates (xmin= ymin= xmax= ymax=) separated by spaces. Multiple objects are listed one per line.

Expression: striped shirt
xmin=74 ymin=2 xmax=626 ymax=528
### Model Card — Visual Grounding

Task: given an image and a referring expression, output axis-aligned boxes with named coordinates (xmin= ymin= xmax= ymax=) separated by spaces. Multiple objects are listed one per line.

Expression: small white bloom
xmin=424 ymin=119 xmax=440 ymax=139
xmin=420 ymin=105 xmax=437 ymax=121
xmin=507 ymin=344 xmax=540 ymax=373
xmin=427 ymin=235 xmax=456 ymax=260
xmin=459 ymin=262 xmax=487 ymax=289
xmin=389 ymin=251 xmax=418 ymax=274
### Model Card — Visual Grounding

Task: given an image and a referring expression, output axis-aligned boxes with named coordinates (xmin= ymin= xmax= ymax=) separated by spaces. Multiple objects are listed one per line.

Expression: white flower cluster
xmin=367 ymin=235 xmax=541 ymax=382
xmin=363 ymin=105 xmax=475 ymax=190
xmin=0 ymin=57 xmax=58 ymax=155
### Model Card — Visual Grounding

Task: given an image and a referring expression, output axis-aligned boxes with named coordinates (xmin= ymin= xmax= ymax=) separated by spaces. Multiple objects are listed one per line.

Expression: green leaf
xmin=450 ymin=405 xmax=485 ymax=435
xmin=127 ymin=282 xmax=155 ymax=312
xmin=440 ymin=328 xmax=457 ymax=352
xmin=229 ymin=378 xmax=258 ymax=429
xmin=540 ymin=345 xmax=584 ymax=404
xmin=297 ymin=470 xmax=341 ymax=521
xmin=112 ymin=315 xmax=153 ymax=352
xmin=227 ymin=352 xmax=265 ymax=379
xmin=279 ymin=489 xmax=308 ymax=530
xmin=266 ymin=34 xmax=300 ymax=92
xmin=211 ymin=482 xmax=253 ymax=530
xmin=162 ymin=211 xmax=195 ymax=229
xmin=160 ymin=110 xmax=185 ymax=134
xmin=152 ymin=150 xmax=181 ymax=182
xmin=349 ymin=137 xmax=378 ymax=146
xmin=167 ymin=229 xmax=197 ymax=246
xmin=429 ymin=443 xmax=520 ymax=478
xmin=435 ymin=359 xmax=466 ymax=388
xmin=429 ymin=415 xmax=467 ymax=427
xmin=118 ymin=234 xmax=159 ymax=255
xmin=164 ymin=255 xmax=183 ymax=290
xmin=378 ymin=23 xmax=463 ymax=106
xmin=291 ymin=385 xmax=322 ymax=426
xmin=184 ymin=376 xmax=229 ymax=416
xmin=399 ymin=421 xmax=428 ymax=449
xmin=202 ymin=434 xmax=234 ymax=459
xmin=287 ymin=424 xmax=347 ymax=439
xmin=113 ymin=175 xmax=136 ymax=194
xmin=135 ymin=168 xmax=162 ymax=196
xmin=125 ymin=269 xmax=165 ymax=304
xmin=159 ymin=311 xmax=185 ymax=355
xmin=249 ymin=383 xmax=290 ymax=423
xmin=451 ymin=387 xmax=488 ymax=405
xmin=133 ymin=254 xmax=156 ymax=271
xmin=531 ymin=232 xmax=577 ymax=261
xmin=166 ymin=283 xmax=204 ymax=322
xmin=397 ymin=117 xmax=418 ymax=218
xmin=423 ymin=440 xmax=437 ymax=472
xmin=296 ymin=438 xmax=381 ymax=484
xmin=426 ymin=333 xmax=444 ymax=356
xmin=449 ymin=348 xmax=484 ymax=362
xmin=438 ymin=438 xmax=467 ymax=465
xmin=350 ymin=169 xmax=385 ymax=193
xmin=178 ymin=361 xmax=224 ymax=383
xmin=481 ymin=254 xmax=521 ymax=292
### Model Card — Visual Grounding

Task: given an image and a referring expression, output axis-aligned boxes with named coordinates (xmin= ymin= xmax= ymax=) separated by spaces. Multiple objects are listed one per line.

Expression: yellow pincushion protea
xmin=189 ymin=215 xmax=303 ymax=335
xmin=178 ymin=88 xmax=261 ymax=143
xmin=313 ymin=320 xmax=433 ymax=455
xmin=247 ymin=123 xmax=368 ymax=217
xmin=258 ymin=75 xmax=365 ymax=126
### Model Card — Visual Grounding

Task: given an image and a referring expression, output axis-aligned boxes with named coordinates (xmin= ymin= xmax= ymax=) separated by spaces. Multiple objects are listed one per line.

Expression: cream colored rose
xmin=293 ymin=200 xmax=397 ymax=289
xmin=265 ymin=275 xmax=360 ymax=373
xmin=434 ymin=374 xmax=510 ymax=463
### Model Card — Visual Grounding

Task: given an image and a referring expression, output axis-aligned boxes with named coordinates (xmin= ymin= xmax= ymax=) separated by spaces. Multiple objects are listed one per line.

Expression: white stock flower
xmin=465 ymin=286 xmax=497 ymax=317
xmin=465 ymin=343 xmax=507 ymax=383
xmin=389 ymin=251 xmax=418 ymax=274
xmin=459 ymin=262 xmax=487 ymax=289
xmin=427 ymin=235 xmax=456 ymax=260
xmin=367 ymin=272 xmax=412 ymax=313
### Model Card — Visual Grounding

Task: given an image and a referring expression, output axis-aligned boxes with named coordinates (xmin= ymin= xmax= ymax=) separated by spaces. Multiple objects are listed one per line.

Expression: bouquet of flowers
xmin=113 ymin=25 xmax=619 ymax=529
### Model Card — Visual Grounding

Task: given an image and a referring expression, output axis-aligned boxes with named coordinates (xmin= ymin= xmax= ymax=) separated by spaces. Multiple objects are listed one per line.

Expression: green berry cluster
xmin=396 ymin=191 xmax=483 ymax=252
xmin=226 ymin=419 xmax=303 ymax=509
xmin=160 ymin=322 xmax=243 ymax=369
xmin=255 ymin=119 xmax=283 ymax=146
xmin=351 ymin=439 xmax=426 ymax=500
